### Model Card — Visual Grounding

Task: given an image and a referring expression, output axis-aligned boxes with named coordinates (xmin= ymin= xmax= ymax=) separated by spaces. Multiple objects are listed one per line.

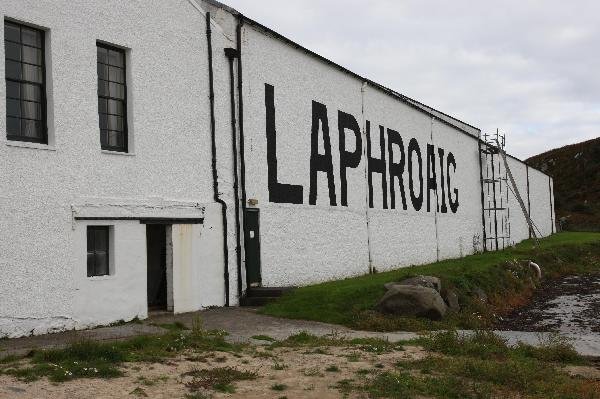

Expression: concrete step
xmin=239 ymin=296 xmax=279 ymax=307
xmin=240 ymin=286 xmax=295 ymax=307
xmin=246 ymin=287 xmax=294 ymax=298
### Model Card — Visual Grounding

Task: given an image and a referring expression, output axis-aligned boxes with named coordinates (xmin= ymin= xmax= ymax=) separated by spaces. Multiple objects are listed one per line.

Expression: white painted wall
xmin=529 ymin=168 xmax=554 ymax=237
xmin=0 ymin=0 xmax=557 ymax=338
xmin=550 ymin=177 xmax=556 ymax=232
xmin=433 ymin=121 xmax=483 ymax=260
xmin=73 ymin=221 xmax=147 ymax=329
xmin=238 ymin=21 xmax=556 ymax=288
xmin=506 ymin=157 xmax=531 ymax=245
xmin=241 ymin=25 xmax=370 ymax=286
xmin=0 ymin=0 xmax=236 ymax=338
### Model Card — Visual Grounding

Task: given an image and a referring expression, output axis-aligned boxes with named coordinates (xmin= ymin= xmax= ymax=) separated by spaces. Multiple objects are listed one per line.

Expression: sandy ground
xmin=0 ymin=345 xmax=429 ymax=399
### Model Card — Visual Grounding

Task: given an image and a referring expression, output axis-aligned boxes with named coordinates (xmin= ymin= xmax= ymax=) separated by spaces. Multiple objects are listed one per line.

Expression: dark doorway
xmin=244 ymin=208 xmax=262 ymax=287
xmin=146 ymin=224 xmax=168 ymax=310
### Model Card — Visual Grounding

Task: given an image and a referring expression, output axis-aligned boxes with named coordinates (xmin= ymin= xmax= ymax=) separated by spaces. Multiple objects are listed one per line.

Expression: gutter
xmin=206 ymin=12 xmax=230 ymax=306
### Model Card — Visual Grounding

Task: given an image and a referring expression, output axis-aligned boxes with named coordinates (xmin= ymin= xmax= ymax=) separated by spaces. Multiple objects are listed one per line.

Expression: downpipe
xmin=206 ymin=12 xmax=230 ymax=307
xmin=236 ymin=16 xmax=249 ymax=293
xmin=224 ymin=46 xmax=243 ymax=300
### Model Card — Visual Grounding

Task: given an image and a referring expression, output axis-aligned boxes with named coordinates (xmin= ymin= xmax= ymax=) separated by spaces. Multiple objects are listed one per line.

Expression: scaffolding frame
xmin=480 ymin=130 xmax=511 ymax=251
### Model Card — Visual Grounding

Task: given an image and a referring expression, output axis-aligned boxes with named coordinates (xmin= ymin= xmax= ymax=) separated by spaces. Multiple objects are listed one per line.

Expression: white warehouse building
xmin=0 ymin=0 xmax=555 ymax=338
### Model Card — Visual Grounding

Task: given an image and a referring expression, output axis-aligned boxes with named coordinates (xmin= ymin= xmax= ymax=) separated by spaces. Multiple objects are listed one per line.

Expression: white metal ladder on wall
xmin=480 ymin=130 xmax=541 ymax=251
xmin=495 ymin=137 xmax=542 ymax=246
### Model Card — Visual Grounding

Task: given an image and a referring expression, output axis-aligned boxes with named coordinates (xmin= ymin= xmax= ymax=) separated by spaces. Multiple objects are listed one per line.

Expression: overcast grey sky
xmin=223 ymin=0 xmax=599 ymax=159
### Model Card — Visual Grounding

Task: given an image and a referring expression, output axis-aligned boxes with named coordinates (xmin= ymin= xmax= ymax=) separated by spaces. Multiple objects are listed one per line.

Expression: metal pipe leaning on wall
xmin=206 ymin=12 xmax=230 ymax=307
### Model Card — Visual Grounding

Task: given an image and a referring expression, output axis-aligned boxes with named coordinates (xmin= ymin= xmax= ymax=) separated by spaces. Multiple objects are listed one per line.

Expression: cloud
xmin=223 ymin=0 xmax=600 ymax=158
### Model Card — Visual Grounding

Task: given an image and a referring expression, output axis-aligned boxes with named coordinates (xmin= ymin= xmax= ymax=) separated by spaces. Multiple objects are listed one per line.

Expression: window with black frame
xmin=4 ymin=21 xmax=47 ymax=143
xmin=87 ymin=226 xmax=110 ymax=277
xmin=97 ymin=43 xmax=127 ymax=152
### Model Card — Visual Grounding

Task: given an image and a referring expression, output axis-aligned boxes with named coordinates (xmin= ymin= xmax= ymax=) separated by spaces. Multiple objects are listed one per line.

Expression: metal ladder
xmin=480 ymin=131 xmax=511 ymax=251
xmin=494 ymin=137 xmax=542 ymax=246
xmin=480 ymin=130 xmax=541 ymax=251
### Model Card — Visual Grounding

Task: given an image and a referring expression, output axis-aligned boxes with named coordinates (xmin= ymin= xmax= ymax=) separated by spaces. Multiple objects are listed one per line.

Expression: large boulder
xmin=385 ymin=275 xmax=442 ymax=293
xmin=441 ymin=288 xmax=460 ymax=312
xmin=376 ymin=285 xmax=448 ymax=320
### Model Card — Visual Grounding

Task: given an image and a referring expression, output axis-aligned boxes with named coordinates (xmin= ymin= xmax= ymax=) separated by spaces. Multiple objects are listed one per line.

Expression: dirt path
xmin=0 ymin=308 xmax=418 ymax=359
xmin=0 ymin=344 xmax=428 ymax=399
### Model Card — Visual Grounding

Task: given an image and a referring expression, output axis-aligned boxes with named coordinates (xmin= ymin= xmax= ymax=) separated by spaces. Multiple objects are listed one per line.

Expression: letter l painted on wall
xmin=265 ymin=84 xmax=304 ymax=204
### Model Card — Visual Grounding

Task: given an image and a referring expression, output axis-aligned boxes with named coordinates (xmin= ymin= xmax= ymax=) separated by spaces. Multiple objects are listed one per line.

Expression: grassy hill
xmin=526 ymin=137 xmax=600 ymax=231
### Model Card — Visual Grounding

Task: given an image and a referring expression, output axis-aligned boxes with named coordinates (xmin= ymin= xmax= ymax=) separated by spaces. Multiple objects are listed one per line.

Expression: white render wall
xmin=238 ymin=22 xmax=556 ymax=287
xmin=241 ymin=25 xmax=370 ymax=286
xmin=529 ymin=168 xmax=555 ymax=237
xmin=0 ymin=0 xmax=557 ymax=338
xmin=0 ymin=0 xmax=238 ymax=338
xmin=506 ymin=157 xmax=531 ymax=245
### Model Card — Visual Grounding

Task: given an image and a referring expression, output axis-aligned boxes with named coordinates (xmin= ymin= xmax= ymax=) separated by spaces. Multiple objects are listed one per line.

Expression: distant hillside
xmin=526 ymin=137 xmax=600 ymax=231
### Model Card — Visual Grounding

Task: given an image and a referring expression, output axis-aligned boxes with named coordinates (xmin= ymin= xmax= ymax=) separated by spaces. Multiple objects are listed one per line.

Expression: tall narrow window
xmin=4 ymin=21 xmax=47 ymax=143
xmin=97 ymin=43 xmax=127 ymax=152
xmin=87 ymin=226 xmax=110 ymax=277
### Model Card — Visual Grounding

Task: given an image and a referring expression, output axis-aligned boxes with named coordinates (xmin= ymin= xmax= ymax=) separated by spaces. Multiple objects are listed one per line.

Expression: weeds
xmin=271 ymin=383 xmax=287 ymax=391
xmin=183 ymin=367 xmax=257 ymax=393
xmin=129 ymin=387 xmax=148 ymax=397
xmin=417 ymin=329 xmax=583 ymax=365
xmin=271 ymin=332 xmax=403 ymax=356
xmin=251 ymin=335 xmax=276 ymax=342
xmin=302 ymin=367 xmax=323 ymax=377
xmin=184 ymin=393 xmax=211 ymax=399
xmin=1 ymin=318 xmax=245 ymax=383
xmin=272 ymin=360 xmax=288 ymax=370
xmin=364 ymin=371 xmax=490 ymax=399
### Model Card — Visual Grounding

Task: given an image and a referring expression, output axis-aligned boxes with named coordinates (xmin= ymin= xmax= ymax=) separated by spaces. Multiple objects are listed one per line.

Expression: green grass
xmin=270 ymin=331 xmax=403 ymax=354
xmin=415 ymin=329 xmax=583 ymax=364
xmin=362 ymin=371 xmax=490 ymax=399
xmin=348 ymin=330 xmax=598 ymax=398
xmin=0 ymin=320 xmax=245 ymax=382
xmin=261 ymin=232 xmax=600 ymax=331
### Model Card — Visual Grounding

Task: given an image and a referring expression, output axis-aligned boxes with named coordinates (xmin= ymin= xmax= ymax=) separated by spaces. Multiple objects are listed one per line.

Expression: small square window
xmin=87 ymin=226 xmax=110 ymax=277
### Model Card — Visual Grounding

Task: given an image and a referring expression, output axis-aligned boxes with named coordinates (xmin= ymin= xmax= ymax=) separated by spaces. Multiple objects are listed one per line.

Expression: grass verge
xmin=343 ymin=330 xmax=599 ymax=398
xmin=0 ymin=320 xmax=243 ymax=382
xmin=261 ymin=232 xmax=600 ymax=331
